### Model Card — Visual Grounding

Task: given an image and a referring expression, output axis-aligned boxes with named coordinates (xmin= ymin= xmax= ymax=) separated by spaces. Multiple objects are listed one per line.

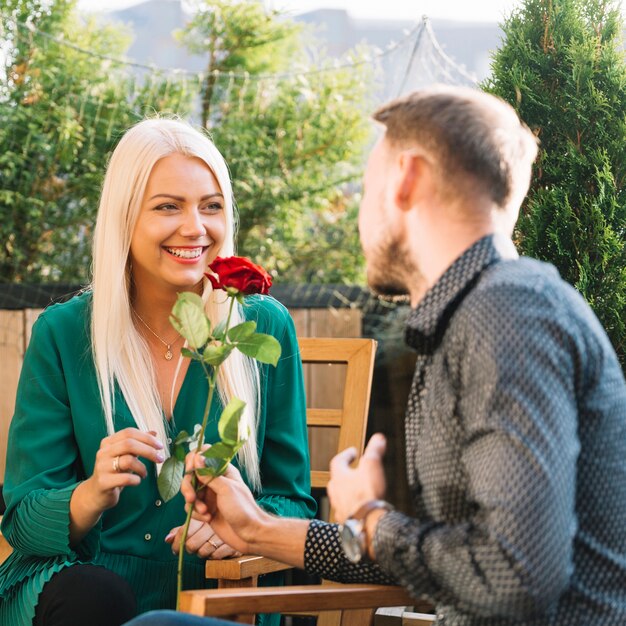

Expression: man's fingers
xmin=221 ymin=463 xmax=243 ymax=482
xmin=329 ymin=446 xmax=358 ymax=475
xmin=186 ymin=501 xmax=212 ymax=522
xmin=362 ymin=433 xmax=386 ymax=461
xmin=185 ymin=450 xmax=208 ymax=473
xmin=196 ymin=463 xmax=242 ymax=491
xmin=180 ymin=472 xmax=197 ymax=504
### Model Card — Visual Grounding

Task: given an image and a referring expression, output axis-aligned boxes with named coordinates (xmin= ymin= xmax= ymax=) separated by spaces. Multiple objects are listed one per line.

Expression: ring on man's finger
xmin=113 ymin=455 xmax=121 ymax=473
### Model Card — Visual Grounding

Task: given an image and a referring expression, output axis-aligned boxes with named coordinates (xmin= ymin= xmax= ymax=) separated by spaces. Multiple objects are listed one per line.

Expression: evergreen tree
xmin=485 ymin=0 xmax=626 ymax=366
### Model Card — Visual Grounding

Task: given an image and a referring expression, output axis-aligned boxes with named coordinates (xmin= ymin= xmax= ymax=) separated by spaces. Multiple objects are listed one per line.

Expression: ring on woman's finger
xmin=113 ymin=455 xmax=121 ymax=473
xmin=207 ymin=536 xmax=221 ymax=549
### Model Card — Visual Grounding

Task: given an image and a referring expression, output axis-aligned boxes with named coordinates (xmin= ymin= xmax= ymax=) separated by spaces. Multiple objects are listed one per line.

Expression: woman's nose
xmin=179 ymin=208 xmax=205 ymax=237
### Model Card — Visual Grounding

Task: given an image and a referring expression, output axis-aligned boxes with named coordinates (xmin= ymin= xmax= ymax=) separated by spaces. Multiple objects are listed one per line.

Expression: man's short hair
xmin=373 ymin=86 xmax=538 ymax=209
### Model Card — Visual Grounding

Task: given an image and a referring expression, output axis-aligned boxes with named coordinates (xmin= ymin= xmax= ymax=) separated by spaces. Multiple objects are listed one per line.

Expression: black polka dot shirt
xmin=305 ymin=234 xmax=626 ymax=625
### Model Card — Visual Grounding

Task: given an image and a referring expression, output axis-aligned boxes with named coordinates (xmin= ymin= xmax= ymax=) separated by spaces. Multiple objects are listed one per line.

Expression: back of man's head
xmin=373 ymin=86 xmax=538 ymax=212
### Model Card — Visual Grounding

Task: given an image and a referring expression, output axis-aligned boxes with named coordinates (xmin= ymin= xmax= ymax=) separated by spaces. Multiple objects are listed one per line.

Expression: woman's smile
xmin=163 ymin=245 xmax=209 ymax=262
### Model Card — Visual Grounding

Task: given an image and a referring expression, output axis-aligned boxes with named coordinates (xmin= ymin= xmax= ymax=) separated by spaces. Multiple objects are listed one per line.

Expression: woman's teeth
xmin=165 ymin=247 xmax=203 ymax=259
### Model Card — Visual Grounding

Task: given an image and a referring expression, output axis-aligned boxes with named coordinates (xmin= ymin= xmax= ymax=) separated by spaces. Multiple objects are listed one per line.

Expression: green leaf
xmin=197 ymin=456 xmax=228 ymax=477
xmin=202 ymin=344 xmax=234 ymax=366
xmin=170 ymin=293 xmax=210 ymax=349
xmin=218 ymin=397 xmax=247 ymax=444
xmin=181 ymin=347 xmax=202 ymax=361
xmin=228 ymin=320 xmax=257 ymax=342
xmin=202 ymin=441 xmax=234 ymax=459
xmin=236 ymin=333 xmax=281 ymax=366
xmin=174 ymin=429 xmax=192 ymax=445
xmin=157 ymin=455 xmax=184 ymax=502
xmin=173 ymin=442 xmax=186 ymax=462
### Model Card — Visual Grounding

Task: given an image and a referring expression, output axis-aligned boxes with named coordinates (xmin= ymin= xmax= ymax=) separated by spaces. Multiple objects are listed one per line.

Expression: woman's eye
xmin=203 ymin=203 xmax=223 ymax=212
xmin=155 ymin=203 xmax=178 ymax=211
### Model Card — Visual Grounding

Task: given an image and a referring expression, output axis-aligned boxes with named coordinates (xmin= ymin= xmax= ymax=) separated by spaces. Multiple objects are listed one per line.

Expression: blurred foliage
xmin=1 ymin=0 xmax=373 ymax=284
xmin=485 ymin=0 xmax=626 ymax=365
xmin=176 ymin=0 xmax=373 ymax=283
xmin=0 ymin=0 xmax=195 ymax=282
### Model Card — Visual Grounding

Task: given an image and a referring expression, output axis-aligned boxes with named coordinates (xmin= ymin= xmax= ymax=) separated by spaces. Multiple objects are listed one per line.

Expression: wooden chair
xmin=179 ymin=583 xmax=436 ymax=625
xmin=186 ymin=336 xmax=394 ymax=624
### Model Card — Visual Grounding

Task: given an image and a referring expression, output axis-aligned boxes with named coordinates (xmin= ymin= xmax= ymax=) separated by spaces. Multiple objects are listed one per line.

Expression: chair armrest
xmin=204 ymin=554 xmax=292 ymax=580
xmin=180 ymin=583 xmax=416 ymax=617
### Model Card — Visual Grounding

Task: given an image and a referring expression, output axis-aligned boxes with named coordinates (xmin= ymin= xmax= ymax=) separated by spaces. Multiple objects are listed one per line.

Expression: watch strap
xmin=340 ymin=500 xmax=394 ymax=564
xmin=349 ymin=499 xmax=394 ymax=522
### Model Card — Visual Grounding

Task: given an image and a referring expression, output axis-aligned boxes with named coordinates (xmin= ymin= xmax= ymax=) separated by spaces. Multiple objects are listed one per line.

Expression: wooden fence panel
xmin=0 ymin=311 xmax=25 ymax=484
xmin=24 ymin=308 xmax=44 ymax=347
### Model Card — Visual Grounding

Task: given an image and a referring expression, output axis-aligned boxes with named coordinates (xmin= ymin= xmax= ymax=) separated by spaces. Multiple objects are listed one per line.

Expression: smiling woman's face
xmin=130 ymin=153 xmax=227 ymax=297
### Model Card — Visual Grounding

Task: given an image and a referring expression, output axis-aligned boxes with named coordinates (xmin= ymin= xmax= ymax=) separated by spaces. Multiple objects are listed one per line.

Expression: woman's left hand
xmin=165 ymin=518 xmax=242 ymax=560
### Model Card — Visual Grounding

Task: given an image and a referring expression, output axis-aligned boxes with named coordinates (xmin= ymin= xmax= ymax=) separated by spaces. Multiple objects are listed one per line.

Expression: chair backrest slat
xmin=298 ymin=337 xmax=377 ymax=518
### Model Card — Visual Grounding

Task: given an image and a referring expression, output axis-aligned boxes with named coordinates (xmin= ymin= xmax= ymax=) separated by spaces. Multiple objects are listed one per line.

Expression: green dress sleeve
xmin=244 ymin=296 xmax=317 ymax=521
xmin=1 ymin=312 xmax=100 ymax=560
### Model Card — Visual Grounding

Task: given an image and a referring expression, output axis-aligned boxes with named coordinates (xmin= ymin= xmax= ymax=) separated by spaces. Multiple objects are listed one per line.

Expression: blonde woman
xmin=0 ymin=119 xmax=315 ymax=626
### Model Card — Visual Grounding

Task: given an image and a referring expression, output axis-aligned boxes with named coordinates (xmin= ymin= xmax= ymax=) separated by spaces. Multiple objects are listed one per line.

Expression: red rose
xmin=206 ymin=256 xmax=272 ymax=295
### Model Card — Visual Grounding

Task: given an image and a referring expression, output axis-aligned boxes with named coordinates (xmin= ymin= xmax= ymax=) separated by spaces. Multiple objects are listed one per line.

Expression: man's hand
xmin=327 ymin=433 xmax=388 ymax=523
xmin=180 ymin=451 xmax=309 ymax=569
xmin=180 ymin=453 xmax=266 ymax=555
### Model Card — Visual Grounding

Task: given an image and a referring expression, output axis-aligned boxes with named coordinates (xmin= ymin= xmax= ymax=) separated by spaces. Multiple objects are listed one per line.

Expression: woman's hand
xmin=69 ymin=428 xmax=164 ymax=547
xmin=86 ymin=427 xmax=165 ymax=512
xmin=165 ymin=519 xmax=242 ymax=560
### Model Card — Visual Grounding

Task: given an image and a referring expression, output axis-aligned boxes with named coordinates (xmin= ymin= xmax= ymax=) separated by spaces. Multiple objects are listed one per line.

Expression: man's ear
xmin=394 ymin=150 xmax=430 ymax=211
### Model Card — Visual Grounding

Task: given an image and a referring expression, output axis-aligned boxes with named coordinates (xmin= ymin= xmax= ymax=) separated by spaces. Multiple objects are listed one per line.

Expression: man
xmin=126 ymin=86 xmax=626 ymax=625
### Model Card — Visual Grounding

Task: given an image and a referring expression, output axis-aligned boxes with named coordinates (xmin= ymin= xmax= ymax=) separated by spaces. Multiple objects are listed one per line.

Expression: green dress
xmin=0 ymin=291 xmax=316 ymax=626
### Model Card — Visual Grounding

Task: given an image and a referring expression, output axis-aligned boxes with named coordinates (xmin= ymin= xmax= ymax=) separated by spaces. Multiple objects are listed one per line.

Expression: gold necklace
xmin=132 ymin=308 xmax=181 ymax=361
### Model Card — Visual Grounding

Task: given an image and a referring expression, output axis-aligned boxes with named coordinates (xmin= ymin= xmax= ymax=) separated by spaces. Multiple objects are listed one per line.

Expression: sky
xmin=78 ymin=0 xmax=526 ymax=23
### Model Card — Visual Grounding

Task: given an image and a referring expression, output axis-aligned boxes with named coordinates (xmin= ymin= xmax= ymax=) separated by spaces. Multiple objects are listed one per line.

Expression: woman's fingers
xmin=95 ymin=428 xmax=166 ymax=482
xmin=108 ymin=453 xmax=147 ymax=479
xmin=165 ymin=521 xmax=228 ymax=557
xmin=102 ymin=427 xmax=164 ymax=451
xmin=112 ymin=427 xmax=163 ymax=444
xmin=209 ymin=542 xmax=238 ymax=560
xmin=89 ymin=428 xmax=167 ymax=509
xmin=103 ymin=439 xmax=165 ymax=467
xmin=164 ymin=526 xmax=180 ymax=544
xmin=165 ymin=520 xmax=197 ymax=554
xmin=196 ymin=534 xmax=240 ymax=560
xmin=184 ymin=521 xmax=214 ymax=554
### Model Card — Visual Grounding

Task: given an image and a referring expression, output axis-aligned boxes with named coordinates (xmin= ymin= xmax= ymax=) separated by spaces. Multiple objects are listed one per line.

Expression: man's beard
xmin=365 ymin=234 xmax=417 ymax=303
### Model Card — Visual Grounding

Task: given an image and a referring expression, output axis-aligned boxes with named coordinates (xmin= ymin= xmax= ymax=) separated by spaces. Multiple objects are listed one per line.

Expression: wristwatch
xmin=339 ymin=499 xmax=394 ymax=563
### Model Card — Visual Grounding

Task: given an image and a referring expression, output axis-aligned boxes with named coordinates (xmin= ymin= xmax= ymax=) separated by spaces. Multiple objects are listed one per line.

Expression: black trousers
xmin=34 ymin=563 xmax=137 ymax=626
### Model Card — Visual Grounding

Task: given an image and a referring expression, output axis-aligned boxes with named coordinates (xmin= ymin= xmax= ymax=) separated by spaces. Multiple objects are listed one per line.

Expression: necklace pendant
xmin=165 ymin=348 xmax=173 ymax=361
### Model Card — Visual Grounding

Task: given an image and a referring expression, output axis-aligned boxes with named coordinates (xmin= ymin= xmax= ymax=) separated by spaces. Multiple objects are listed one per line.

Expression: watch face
xmin=339 ymin=519 xmax=364 ymax=564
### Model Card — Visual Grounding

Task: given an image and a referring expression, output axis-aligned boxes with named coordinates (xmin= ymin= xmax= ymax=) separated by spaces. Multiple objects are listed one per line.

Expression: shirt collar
xmin=405 ymin=234 xmax=518 ymax=352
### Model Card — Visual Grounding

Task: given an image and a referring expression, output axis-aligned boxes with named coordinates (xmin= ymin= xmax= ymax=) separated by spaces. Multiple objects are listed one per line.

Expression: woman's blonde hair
xmin=91 ymin=117 xmax=262 ymax=491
